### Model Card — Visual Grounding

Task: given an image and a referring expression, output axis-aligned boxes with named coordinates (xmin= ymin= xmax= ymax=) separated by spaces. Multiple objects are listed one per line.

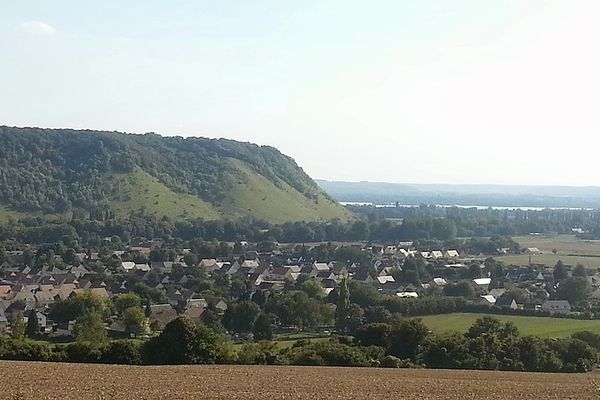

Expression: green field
xmin=488 ymin=234 xmax=600 ymax=269
xmin=495 ymin=254 xmax=600 ymax=269
xmin=512 ymin=234 xmax=600 ymax=257
xmin=419 ymin=313 xmax=600 ymax=338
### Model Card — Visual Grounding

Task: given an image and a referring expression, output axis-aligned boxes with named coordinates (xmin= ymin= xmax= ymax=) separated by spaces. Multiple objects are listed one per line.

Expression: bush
xmin=63 ymin=342 xmax=104 ymax=363
xmin=380 ymin=355 xmax=402 ymax=368
xmin=101 ymin=341 xmax=142 ymax=365
xmin=143 ymin=316 xmax=234 ymax=364
xmin=0 ymin=337 xmax=53 ymax=361
xmin=236 ymin=341 xmax=283 ymax=365
xmin=285 ymin=341 xmax=370 ymax=367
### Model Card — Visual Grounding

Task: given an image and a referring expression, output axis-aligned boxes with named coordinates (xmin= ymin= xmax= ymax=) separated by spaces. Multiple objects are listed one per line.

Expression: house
xmin=377 ymin=275 xmax=395 ymax=284
xmin=129 ymin=247 xmax=152 ymax=256
xmin=119 ymin=262 xmax=136 ymax=272
xmin=268 ymin=267 xmax=294 ymax=281
xmin=430 ymin=251 xmax=444 ymax=259
xmin=384 ymin=246 xmax=397 ymax=255
xmin=331 ymin=264 xmax=349 ymax=278
xmin=396 ymin=249 xmax=410 ymax=259
xmin=495 ymin=296 xmax=518 ymax=310
xmin=432 ymin=277 xmax=447 ymax=287
xmin=183 ymin=306 xmax=206 ymax=324
xmin=165 ymin=288 xmax=194 ymax=307
xmin=199 ymin=259 xmax=218 ymax=270
xmin=444 ymin=250 xmax=460 ymax=259
xmin=313 ymin=263 xmax=331 ymax=272
xmin=89 ymin=286 xmax=110 ymax=299
xmin=478 ymin=295 xmax=496 ymax=305
xmin=4 ymin=301 xmax=31 ymax=322
xmin=396 ymin=292 xmax=418 ymax=298
xmin=0 ymin=285 xmax=12 ymax=299
xmin=207 ymin=299 xmax=228 ymax=314
xmin=541 ymin=300 xmax=571 ymax=315
xmin=29 ymin=311 xmax=49 ymax=333
xmin=186 ymin=298 xmax=208 ymax=309
xmin=134 ymin=264 xmax=151 ymax=272
xmin=473 ymin=278 xmax=492 ymax=291
xmin=315 ymin=271 xmax=337 ymax=282
xmin=488 ymin=288 xmax=507 ymax=299
xmin=241 ymin=260 xmax=259 ymax=269
xmin=524 ymin=247 xmax=541 ymax=255
xmin=149 ymin=304 xmax=178 ymax=326
xmin=0 ymin=309 xmax=7 ymax=333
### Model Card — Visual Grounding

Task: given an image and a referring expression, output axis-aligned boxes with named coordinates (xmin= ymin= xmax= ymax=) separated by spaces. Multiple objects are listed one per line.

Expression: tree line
xmin=1 ymin=315 xmax=598 ymax=373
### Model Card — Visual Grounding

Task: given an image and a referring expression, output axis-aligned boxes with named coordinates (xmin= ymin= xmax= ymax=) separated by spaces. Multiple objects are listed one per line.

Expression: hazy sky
xmin=2 ymin=1 xmax=600 ymax=186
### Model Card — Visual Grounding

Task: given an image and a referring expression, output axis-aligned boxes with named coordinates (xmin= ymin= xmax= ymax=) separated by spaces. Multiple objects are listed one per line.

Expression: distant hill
xmin=317 ymin=180 xmax=600 ymax=209
xmin=0 ymin=126 xmax=351 ymax=223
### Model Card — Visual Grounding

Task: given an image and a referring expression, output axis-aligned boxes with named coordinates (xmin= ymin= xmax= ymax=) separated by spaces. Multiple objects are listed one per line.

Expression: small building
xmin=444 ymin=250 xmax=460 ymax=259
xmin=495 ymin=296 xmax=518 ymax=310
xmin=430 ymin=251 xmax=444 ymax=259
xmin=541 ymin=300 xmax=571 ymax=315
xmin=0 ymin=309 xmax=8 ymax=333
xmin=149 ymin=304 xmax=178 ymax=326
xmin=396 ymin=292 xmax=418 ymax=298
xmin=478 ymin=295 xmax=496 ymax=305
xmin=524 ymin=247 xmax=541 ymax=255
xmin=432 ymin=277 xmax=447 ymax=287
xmin=473 ymin=278 xmax=492 ymax=291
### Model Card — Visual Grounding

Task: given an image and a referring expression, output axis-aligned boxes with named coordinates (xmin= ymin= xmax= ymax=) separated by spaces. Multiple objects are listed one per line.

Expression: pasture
xmin=513 ymin=234 xmax=600 ymax=256
xmin=420 ymin=313 xmax=600 ymax=337
xmin=495 ymin=254 xmax=600 ymax=269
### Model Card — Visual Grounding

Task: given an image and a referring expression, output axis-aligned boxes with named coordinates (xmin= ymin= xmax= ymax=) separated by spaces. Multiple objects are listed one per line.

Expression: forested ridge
xmin=0 ymin=126 xmax=346 ymax=222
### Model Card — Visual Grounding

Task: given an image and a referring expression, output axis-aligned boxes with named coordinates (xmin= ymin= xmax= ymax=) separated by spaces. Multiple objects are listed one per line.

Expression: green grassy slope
xmin=0 ymin=205 xmax=31 ymax=223
xmin=219 ymin=159 xmax=352 ymax=224
xmin=106 ymin=169 xmax=222 ymax=220
xmin=419 ymin=313 xmax=600 ymax=338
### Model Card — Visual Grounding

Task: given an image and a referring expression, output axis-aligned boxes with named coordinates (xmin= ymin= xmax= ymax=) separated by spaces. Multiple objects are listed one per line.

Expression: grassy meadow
xmin=489 ymin=234 xmax=600 ymax=269
xmin=419 ymin=313 xmax=600 ymax=338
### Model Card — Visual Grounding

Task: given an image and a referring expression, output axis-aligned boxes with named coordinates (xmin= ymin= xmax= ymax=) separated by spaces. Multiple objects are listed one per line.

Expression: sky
xmin=2 ymin=1 xmax=600 ymax=186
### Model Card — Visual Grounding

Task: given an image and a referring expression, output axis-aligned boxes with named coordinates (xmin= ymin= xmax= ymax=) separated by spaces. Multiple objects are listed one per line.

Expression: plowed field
xmin=1 ymin=361 xmax=599 ymax=400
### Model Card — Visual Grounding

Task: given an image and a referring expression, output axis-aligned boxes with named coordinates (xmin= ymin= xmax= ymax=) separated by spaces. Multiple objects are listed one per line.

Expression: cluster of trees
xmin=356 ymin=316 xmax=599 ymax=372
xmin=1 ymin=316 xmax=598 ymax=373
xmin=351 ymin=204 xmax=600 ymax=238
xmin=0 ymin=211 xmax=523 ymax=256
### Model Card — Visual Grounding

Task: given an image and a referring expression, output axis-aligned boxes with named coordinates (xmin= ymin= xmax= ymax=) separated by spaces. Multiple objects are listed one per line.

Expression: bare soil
xmin=1 ymin=361 xmax=599 ymax=400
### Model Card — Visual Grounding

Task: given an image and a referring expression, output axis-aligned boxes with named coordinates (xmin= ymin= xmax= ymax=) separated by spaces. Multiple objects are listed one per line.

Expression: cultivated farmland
xmin=1 ymin=361 xmax=599 ymax=400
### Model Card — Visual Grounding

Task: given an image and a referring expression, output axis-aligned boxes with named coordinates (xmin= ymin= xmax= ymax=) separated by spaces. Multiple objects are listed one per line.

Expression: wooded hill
xmin=0 ymin=126 xmax=350 ymax=223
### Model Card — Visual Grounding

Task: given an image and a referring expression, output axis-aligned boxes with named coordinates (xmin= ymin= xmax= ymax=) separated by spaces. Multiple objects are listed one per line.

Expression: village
xmin=1 ymin=237 xmax=596 ymax=339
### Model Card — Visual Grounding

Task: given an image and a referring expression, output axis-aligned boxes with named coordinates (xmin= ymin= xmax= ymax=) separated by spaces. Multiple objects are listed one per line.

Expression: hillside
xmin=0 ymin=126 xmax=350 ymax=223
